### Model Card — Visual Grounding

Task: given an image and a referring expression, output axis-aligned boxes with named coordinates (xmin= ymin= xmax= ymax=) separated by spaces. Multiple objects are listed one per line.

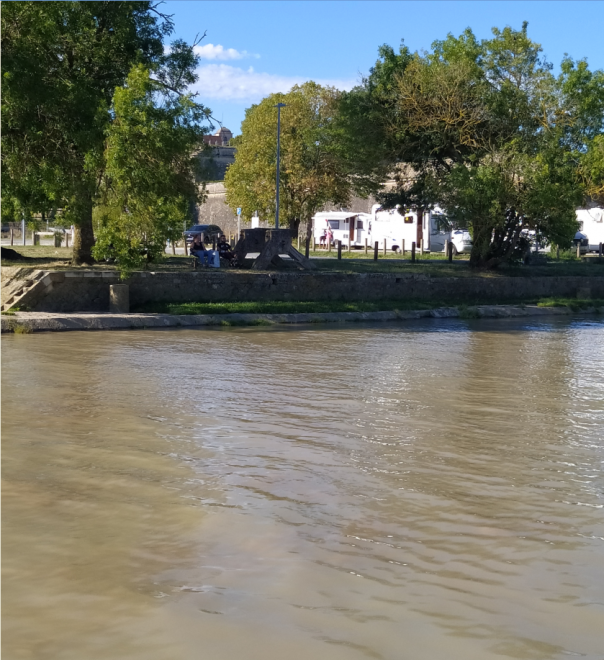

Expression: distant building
xmin=197 ymin=127 xmax=236 ymax=181
xmin=203 ymin=127 xmax=234 ymax=147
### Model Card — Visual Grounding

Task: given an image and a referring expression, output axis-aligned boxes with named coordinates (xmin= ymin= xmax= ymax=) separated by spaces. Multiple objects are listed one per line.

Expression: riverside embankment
xmin=2 ymin=267 xmax=604 ymax=313
xmin=2 ymin=304 xmax=601 ymax=333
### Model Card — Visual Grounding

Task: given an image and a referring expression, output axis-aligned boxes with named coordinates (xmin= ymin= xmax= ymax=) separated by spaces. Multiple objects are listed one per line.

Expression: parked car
xmin=183 ymin=224 xmax=223 ymax=246
xmin=449 ymin=229 xmax=473 ymax=255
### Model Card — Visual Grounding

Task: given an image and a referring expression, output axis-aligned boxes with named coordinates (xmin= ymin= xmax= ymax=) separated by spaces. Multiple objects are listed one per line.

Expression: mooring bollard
xmin=109 ymin=284 xmax=130 ymax=313
xmin=374 ymin=241 xmax=378 ymax=261
xmin=184 ymin=238 xmax=188 ymax=255
xmin=305 ymin=237 xmax=310 ymax=259
xmin=444 ymin=239 xmax=449 ymax=259
xmin=33 ymin=231 xmax=39 ymax=246
xmin=420 ymin=239 xmax=424 ymax=255
xmin=297 ymin=236 xmax=301 ymax=251
xmin=365 ymin=238 xmax=368 ymax=255
xmin=347 ymin=238 xmax=351 ymax=253
xmin=576 ymin=243 xmax=581 ymax=259
xmin=411 ymin=241 xmax=416 ymax=262
xmin=383 ymin=238 xmax=387 ymax=256
xmin=337 ymin=239 xmax=342 ymax=260
xmin=10 ymin=228 xmax=14 ymax=246
xmin=312 ymin=236 xmax=316 ymax=251
xmin=448 ymin=241 xmax=453 ymax=262
xmin=401 ymin=239 xmax=405 ymax=256
xmin=65 ymin=231 xmax=69 ymax=248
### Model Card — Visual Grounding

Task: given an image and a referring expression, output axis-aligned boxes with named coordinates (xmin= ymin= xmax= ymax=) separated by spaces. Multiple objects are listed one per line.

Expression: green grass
xmin=3 ymin=245 xmax=602 ymax=279
xmin=133 ymin=299 xmax=445 ymax=315
xmin=456 ymin=305 xmax=481 ymax=319
xmin=536 ymin=297 xmax=603 ymax=311
xmin=220 ymin=317 xmax=275 ymax=327
xmin=132 ymin=296 xmax=604 ymax=317
xmin=3 ymin=320 xmax=33 ymax=333
xmin=311 ymin=257 xmax=604 ymax=278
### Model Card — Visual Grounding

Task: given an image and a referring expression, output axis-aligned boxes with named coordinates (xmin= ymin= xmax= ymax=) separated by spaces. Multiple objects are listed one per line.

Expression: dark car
xmin=184 ymin=224 xmax=223 ymax=245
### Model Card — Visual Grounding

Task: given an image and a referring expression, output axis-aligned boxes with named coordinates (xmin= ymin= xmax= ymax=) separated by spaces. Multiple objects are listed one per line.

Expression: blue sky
xmin=166 ymin=1 xmax=604 ymax=134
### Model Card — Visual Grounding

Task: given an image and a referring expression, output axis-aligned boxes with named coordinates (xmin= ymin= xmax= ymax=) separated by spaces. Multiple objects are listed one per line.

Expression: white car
xmin=449 ymin=230 xmax=473 ymax=255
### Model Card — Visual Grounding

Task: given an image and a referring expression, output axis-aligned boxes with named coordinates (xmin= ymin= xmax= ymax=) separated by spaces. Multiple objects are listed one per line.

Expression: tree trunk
xmin=72 ymin=191 xmax=95 ymax=265
xmin=288 ymin=216 xmax=301 ymax=238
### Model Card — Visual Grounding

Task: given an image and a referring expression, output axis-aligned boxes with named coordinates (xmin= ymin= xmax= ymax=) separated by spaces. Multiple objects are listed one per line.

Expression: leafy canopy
xmin=345 ymin=22 xmax=604 ymax=266
xmin=1 ymin=1 xmax=211 ymax=265
xmin=92 ymin=65 xmax=209 ymax=276
xmin=224 ymin=82 xmax=385 ymax=236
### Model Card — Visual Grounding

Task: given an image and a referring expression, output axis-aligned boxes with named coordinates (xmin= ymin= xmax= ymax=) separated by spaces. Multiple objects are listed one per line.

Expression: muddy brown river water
xmin=2 ymin=318 xmax=604 ymax=660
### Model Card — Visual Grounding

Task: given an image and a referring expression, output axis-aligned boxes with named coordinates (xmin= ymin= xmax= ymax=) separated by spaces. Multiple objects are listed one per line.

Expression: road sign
xmin=237 ymin=207 xmax=242 ymax=216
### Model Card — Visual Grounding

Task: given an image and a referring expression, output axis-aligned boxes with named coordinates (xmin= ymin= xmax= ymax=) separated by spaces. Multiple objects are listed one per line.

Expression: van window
xmin=432 ymin=214 xmax=452 ymax=232
xmin=357 ymin=220 xmax=364 ymax=229
xmin=328 ymin=220 xmax=340 ymax=229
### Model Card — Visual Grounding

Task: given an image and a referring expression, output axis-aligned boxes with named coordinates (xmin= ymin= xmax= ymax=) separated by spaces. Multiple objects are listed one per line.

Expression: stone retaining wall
xmin=1 ymin=305 xmax=592 ymax=334
xmin=8 ymin=269 xmax=604 ymax=313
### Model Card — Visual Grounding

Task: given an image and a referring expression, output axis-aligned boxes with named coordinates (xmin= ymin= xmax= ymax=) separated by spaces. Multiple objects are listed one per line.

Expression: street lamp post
xmin=274 ymin=102 xmax=286 ymax=229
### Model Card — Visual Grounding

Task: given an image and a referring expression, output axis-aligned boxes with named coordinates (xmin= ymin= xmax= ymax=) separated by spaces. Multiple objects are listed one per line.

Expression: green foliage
xmin=1 ymin=2 xmax=174 ymax=262
xmin=91 ymin=66 xmax=209 ymax=277
xmin=224 ymin=82 xmax=384 ymax=236
xmin=1 ymin=2 xmax=211 ymax=266
xmin=581 ymin=135 xmax=604 ymax=203
xmin=346 ymin=22 xmax=604 ymax=267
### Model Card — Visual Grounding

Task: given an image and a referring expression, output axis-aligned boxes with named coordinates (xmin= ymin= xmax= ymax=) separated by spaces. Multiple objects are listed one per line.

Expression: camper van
xmin=313 ymin=206 xmax=472 ymax=254
xmin=312 ymin=212 xmax=372 ymax=248
xmin=575 ymin=207 xmax=604 ymax=253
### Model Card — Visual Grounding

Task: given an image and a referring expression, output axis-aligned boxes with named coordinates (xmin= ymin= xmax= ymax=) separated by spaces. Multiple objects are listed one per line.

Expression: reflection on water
xmin=2 ymin=318 xmax=604 ymax=660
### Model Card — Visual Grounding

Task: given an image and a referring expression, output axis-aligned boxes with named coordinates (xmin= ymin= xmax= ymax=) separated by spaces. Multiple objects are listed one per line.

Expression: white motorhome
xmin=312 ymin=211 xmax=372 ymax=248
xmin=312 ymin=206 xmax=472 ymax=254
xmin=575 ymin=207 xmax=604 ymax=253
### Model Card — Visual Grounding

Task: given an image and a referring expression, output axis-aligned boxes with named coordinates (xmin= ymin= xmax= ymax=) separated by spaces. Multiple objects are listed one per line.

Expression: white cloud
xmin=192 ymin=64 xmax=358 ymax=102
xmin=193 ymin=43 xmax=258 ymax=61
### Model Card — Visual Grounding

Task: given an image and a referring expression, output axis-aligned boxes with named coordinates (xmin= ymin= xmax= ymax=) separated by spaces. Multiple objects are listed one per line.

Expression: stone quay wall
xmin=10 ymin=270 xmax=604 ymax=313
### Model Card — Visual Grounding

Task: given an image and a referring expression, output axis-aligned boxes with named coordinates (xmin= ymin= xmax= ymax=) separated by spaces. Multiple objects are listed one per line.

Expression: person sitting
xmin=190 ymin=234 xmax=212 ymax=266
xmin=217 ymin=235 xmax=238 ymax=266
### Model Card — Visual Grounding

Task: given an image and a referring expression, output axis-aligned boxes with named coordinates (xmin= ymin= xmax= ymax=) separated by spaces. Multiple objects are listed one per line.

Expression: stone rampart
xmin=9 ymin=269 xmax=604 ymax=313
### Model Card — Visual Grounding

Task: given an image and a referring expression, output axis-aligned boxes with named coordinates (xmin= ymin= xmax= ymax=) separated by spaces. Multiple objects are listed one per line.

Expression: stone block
xmin=109 ymin=284 xmax=130 ymax=313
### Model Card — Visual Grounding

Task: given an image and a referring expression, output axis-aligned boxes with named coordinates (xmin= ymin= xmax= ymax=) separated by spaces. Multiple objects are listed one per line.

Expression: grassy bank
xmin=132 ymin=297 xmax=603 ymax=316
xmin=3 ymin=245 xmax=603 ymax=278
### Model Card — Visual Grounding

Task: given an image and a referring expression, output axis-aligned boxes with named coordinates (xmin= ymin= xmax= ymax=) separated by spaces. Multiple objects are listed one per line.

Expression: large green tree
xmin=224 ymin=82 xmax=385 ymax=238
xmin=92 ymin=65 xmax=210 ymax=275
xmin=344 ymin=23 xmax=604 ymax=267
xmin=1 ymin=1 xmax=174 ymax=263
